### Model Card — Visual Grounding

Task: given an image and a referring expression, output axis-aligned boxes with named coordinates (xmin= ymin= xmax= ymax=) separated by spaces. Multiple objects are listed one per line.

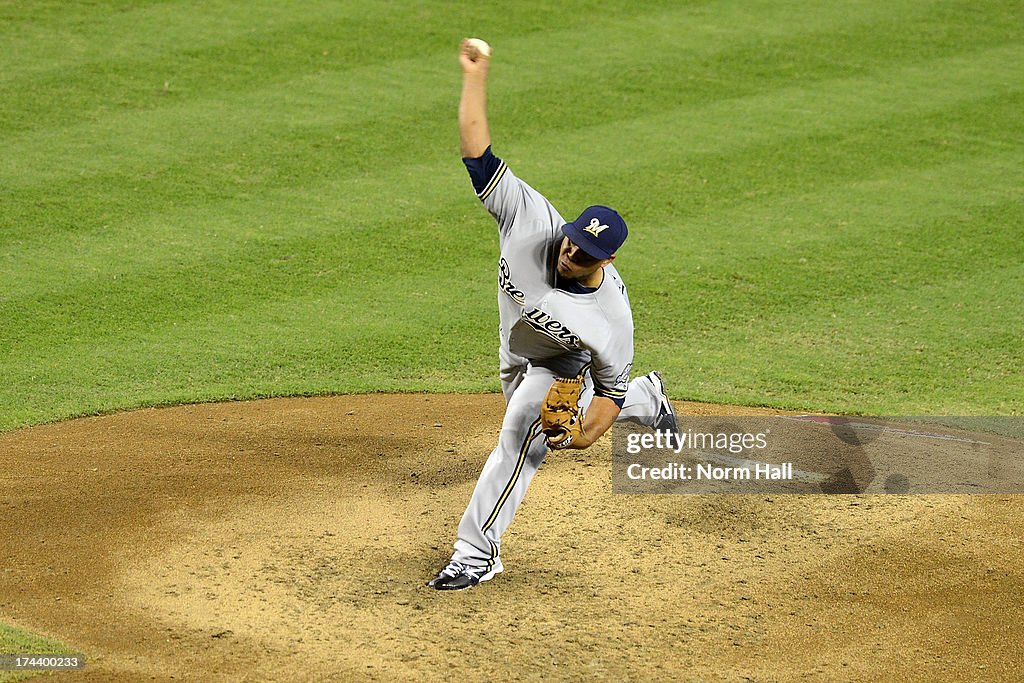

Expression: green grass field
xmin=2 ymin=0 xmax=1022 ymax=435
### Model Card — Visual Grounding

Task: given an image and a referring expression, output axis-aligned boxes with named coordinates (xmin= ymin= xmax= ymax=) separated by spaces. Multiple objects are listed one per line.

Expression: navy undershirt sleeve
xmin=594 ymin=388 xmax=626 ymax=409
xmin=462 ymin=146 xmax=503 ymax=195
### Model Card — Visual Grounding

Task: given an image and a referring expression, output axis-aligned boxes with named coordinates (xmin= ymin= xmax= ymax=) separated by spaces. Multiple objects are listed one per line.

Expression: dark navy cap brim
xmin=561 ymin=223 xmax=613 ymax=260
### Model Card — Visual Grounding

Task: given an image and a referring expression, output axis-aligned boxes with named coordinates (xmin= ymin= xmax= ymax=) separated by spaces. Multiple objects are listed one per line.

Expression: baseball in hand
xmin=465 ymin=38 xmax=492 ymax=60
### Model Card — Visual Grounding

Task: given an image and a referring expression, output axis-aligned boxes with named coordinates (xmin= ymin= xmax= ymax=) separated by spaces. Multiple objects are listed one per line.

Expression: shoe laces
xmin=439 ymin=561 xmax=468 ymax=578
xmin=442 ymin=561 xmax=491 ymax=579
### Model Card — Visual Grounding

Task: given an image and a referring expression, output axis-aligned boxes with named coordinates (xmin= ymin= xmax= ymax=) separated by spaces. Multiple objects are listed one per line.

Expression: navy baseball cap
xmin=561 ymin=205 xmax=628 ymax=260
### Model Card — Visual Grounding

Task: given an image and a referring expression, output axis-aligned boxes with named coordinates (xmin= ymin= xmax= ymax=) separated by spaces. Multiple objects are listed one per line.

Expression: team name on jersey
xmin=498 ymin=258 xmax=526 ymax=305
xmin=523 ymin=308 xmax=582 ymax=349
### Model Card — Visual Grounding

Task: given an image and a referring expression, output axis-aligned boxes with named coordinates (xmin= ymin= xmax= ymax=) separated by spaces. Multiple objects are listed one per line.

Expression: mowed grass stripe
xmin=663 ymin=259 xmax=1024 ymax=414
xmin=493 ymin=0 xmax=1021 ymax=143
xmin=638 ymin=158 xmax=1022 ymax=413
xmin=514 ymin=43 xmax=1023 ymax=205
xmin=5 ymin=76 xmax=1021 ymax=328
xmin=1 ymin=148 xmax=1019 ymax=428
xmin=4 ymin=90 xmax=1019 ymax=361
xmin=5 ymin=30 xmax=1020 ymax=254
xmin=4 ymin=1 xmax=1011 ymax=309
xmin=632 ymin=148 xmax=1023 ymax=314
xmin=0 ymin=0 xmax=683 ymax=134
xmin=9 ymin=145 xmax=1019 ymax=347
xmin=2 ymin=0 xmax=708 ymax=170
xmin=0 ymin=261 xmax=502 ymax=430
xmin=3 ymin=38 xmax=1019 ymax=307
xmin=1 ymin=0 xmax=997 ymax=191
xmin=4 ymin=36 xmax=1018 ymax=238
xmin=627 ymin=147 xmax=1024 ymax=321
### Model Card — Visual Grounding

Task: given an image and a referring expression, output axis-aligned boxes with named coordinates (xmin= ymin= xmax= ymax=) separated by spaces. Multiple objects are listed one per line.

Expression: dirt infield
xmin=1 ymin=395 xmax=1021 ymax=681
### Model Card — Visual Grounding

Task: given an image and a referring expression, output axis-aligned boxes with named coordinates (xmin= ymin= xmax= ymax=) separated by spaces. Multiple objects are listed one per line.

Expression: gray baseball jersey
xmin=474 ymin=150 xmax=634 ymax=402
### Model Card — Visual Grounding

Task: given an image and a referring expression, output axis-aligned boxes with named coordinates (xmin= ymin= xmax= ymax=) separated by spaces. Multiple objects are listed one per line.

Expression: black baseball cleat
xmin=648 ymin=371 xmax=679 ymax=440
xmin=427 ymin=561 xmax=501 ymax=591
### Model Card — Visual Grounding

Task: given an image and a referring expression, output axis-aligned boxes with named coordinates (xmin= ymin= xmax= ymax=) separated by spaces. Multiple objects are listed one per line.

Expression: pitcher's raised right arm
xmin=459 ymin=40 xmax=560 ymax=238
xmin=458 ymin=38 xmax=491 ymax=159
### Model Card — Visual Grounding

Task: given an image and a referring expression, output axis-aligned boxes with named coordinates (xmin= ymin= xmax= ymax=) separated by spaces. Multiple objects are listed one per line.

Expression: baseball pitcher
xmin=427 ymin=39 xmax=678 ymax=590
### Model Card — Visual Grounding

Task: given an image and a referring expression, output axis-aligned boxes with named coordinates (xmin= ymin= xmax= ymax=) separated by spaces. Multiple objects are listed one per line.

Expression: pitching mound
xmin=1 ymin=395 xmax=1020 ymax=681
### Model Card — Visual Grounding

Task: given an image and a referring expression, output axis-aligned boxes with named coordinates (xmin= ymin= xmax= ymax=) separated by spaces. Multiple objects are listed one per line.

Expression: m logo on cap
xmin=583 ymin=217 xmax=609 ymax=237
xmin=561 ymin=205 xmax=628 ymax=260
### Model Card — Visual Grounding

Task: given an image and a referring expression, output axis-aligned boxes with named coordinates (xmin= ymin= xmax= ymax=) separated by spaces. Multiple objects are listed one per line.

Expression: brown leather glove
xmin=540 ymin=375 xmax=586 ymax=450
